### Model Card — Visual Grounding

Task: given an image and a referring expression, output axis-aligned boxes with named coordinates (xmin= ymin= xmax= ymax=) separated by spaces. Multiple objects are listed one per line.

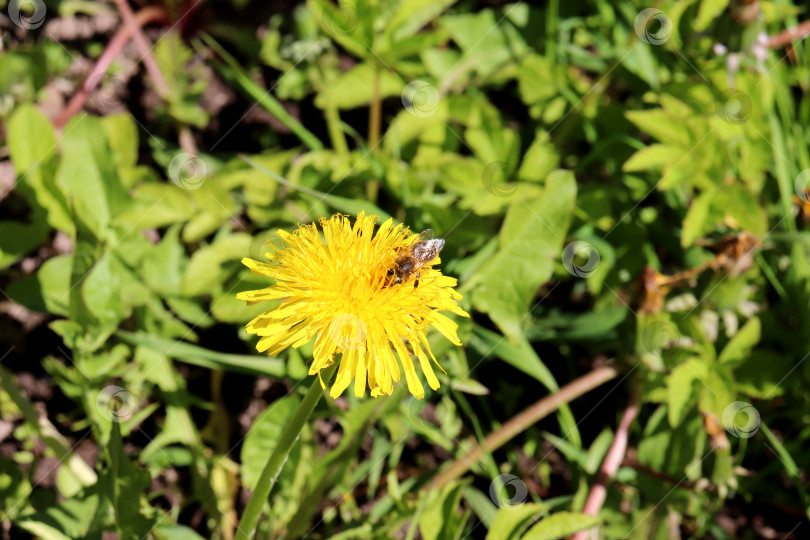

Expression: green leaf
xmin=58 ymin=115 xmax=130 ymax=236
xmin=385 ymin=0 xmax=457 ymax=43
xmin=239 ymin=153 xmax=392 ymax=220
xmin=142 ymin=224 xmax=186 ymax=294
xmin=522 ymin=512 xmax=600 ymax=540
xmin=463 ymin=486 xmax=499 ymax=529
xmin=439 ymin=9 xmax=528 ymax=80
xmin=101 ymin=113 xmax=139 ymax=182
xmin=694 ymin=0 xmax=731 ymax=31
xmin=183 ymin=233 xmax=252 ymax=296
xmin=697 ymin=364 xmax=736 ymax=420
xmin=15 ymin=492 xmax=101 ymax=540
xmin=518 ymin=130 xmax=560 ymax=182
xmin=153 ymin=524 xmax=208 ymax=540
xmin=419 ymin=482 xmax=466 ymax=540
xmin=314 ymin=62 xmax=404 ymax=110
xmin=0 ymin=219 xmax=49 ymax=269
xmin=715 ymin=184 xmax=767 ymax=236
xmin=308 ymin=0 xmax=369 ymax=58
xmin=735 ymin=351 xmax=790 ymax=398
xmin=103 ymin=423 xmax=154 ymax=539
xmin=8 ymin=255 xmax=73 ymax=316
xmin=486 ymin=503 xmax=547 ymax=540
xmin=626 ymin=109 xmax=693 ymax=148
xmin=666 ymin=359 xmax=706 ymax=427
xmin=114 ymin=183 xmax=196 ymax=229
xmin=240 ymin=396 xmax=300 ymax=490
xmin=682 ymin=190 xmax=714 ymax=247
xmin=6 ymin=104 xmax=73 ymax=234
xmin=471 ymin=170 xmax=576 ymax=340
xmin=623 ymin=144 xmax=683 ymax=172
xmin=759 ymin=422 xmax=810 ymax=517
xmin=70 ymin=220 xmax=102 ymax=329
xmin=466 ymin=127 xmax=520 ymax=174
xmin=469 ymin=327 xmax=582 ymax=447
xmin=83 ymin=254 xmax=129 ymax=324
xmin=115 ymin=331 xmax=285 ymax=377
xmin=718 ymin=317 xmax=761 ymax=364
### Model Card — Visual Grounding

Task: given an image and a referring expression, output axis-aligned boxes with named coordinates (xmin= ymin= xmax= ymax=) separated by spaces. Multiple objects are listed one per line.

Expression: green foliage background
xmin=1 ymin=0 xmax=809 ymax=538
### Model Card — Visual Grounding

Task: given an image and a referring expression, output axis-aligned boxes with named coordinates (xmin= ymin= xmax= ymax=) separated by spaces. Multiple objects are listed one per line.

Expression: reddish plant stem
xmin=113 ymin=0 xmax=170 ymax=98
xmin=430 ymin=365 xmax=619 ymax=490
xmin=768 ymin=19 xmax=810 ymax=49
xmin=54 ymin=6 xmax=168 ymax=128
xmin=572 ymin=392 xmax=640 ymax=540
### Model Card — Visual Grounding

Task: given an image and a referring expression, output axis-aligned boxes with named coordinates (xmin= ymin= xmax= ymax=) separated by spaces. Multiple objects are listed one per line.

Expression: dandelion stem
xmin=235 ymin=364 xmax=337 ymax=540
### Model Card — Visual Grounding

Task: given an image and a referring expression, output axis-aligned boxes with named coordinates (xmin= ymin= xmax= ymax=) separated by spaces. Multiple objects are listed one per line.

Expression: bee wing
xmin=417 ymin=229 xmax=435 ymax=242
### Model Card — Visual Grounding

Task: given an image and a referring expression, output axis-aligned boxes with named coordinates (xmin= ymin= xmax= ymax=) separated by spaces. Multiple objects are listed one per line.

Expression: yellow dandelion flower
xmin=236 ymin=212 xmax=469 ymax=399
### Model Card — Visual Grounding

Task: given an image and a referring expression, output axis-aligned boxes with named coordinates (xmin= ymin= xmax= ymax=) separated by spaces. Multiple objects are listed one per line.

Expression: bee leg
xmin=414 ymin=271 xmax=420 ymax=289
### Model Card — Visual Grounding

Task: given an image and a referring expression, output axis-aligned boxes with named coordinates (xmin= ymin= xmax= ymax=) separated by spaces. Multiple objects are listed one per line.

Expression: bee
xmin=386 ymin=230 xmax=445 ymax=289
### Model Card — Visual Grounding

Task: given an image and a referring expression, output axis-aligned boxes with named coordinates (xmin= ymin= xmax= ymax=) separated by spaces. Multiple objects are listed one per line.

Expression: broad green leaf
xmin=153 ymin=524 xmax=208 ymax=540
xmin=58 ymin=115 xmax=130 ymax=236
xmin=6 ymin=104 xmax=73 ymax=233
xmin=697 ymin=364 xmax=736 ymax=420
xmin=516 ymin=55 xmax=558 ymax=110
xmin=735 ymin=351 xmax=789 ymax=398
xmin=70 ymin=219 xmax=102 ymax=329
xmin=518 ymin=130 xmax=560 ymax=183
xmin=419 ymin=482 xmax=466 ymax=540
xmin=314 ymin=62 xmax=404 ymax=110
xmin=8 ymin=255 xmax=73 ymax=316
xmin=486 ymin=503 xmax=547 ymax=540
xmin=183 ymin=233 xmax=252 ymax=296
xmin=718 ymin=317 xmax=760 ymax=364
xmin=463 ymin=486 xmax=499 ymax=529
xmin=240 ymin=396 xmax=300 ymax=490
xmin=666 ymin=359 xmax=706 ymax=427
xmin=439 ymin=9 xmax=527 ymax=80
xmin=103 ymin=423 xmax=154 ymax=539
xmin=694 ymin=0 xmax=731 ymax=31
xmin=16 ymin=493 xmax=100 ymax=540
xmin=101 ymin=113 xmax=139 ymax=186
xmin=308 ymin=0 xmax=369 ymax=58
xmin=142 ymin=224 xmax=186 ymax=293
xmin=716 ymin=184 xmax=767 ymax=236
xmin=0 ymin=219 xmax=49 ymax=269
xmin=83 ymin=254 xmax=128 ymax=324
xmin=681 ymin=190 xmax=714 ymax=247
xmin=385 ymin=0 xmax=457 ymax=42
xmin=522 ymin=512 xmax=600 ymax=540
xmin=471 ymin=170 xmax=576 ymax=340
xmin=466 ymin=127 xmax=520 ymax=174
xmin=626 ymin=109 xmax=693 ymax=148
xmin=240 ymin=153 xmax=392 ymax=220
xmin=623 ymin=144 xmax=684 ymax=173
xmin=211 ymin=275 xmax=269 ymax=323
xmin=115 ymin=183 xmax=196 ymax=229
xmin=622 ymin=39 xmax=660 ymax=90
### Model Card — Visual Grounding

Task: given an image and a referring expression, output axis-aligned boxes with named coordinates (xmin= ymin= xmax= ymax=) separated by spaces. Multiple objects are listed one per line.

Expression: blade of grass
xmin=115 ymin=330 xmax=285 ymax=377
xmin=198 ymin=32 xmax=324 ymax=151
xmin=0 ymin=364 xmax=97 ymax=488
xmin=238 ymin=153 xmax=392 ymax=220
xmin=759 ymin=421 xmax=810 ymax=519
xmin=430 ymin=365 xmax=618 ymax=490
